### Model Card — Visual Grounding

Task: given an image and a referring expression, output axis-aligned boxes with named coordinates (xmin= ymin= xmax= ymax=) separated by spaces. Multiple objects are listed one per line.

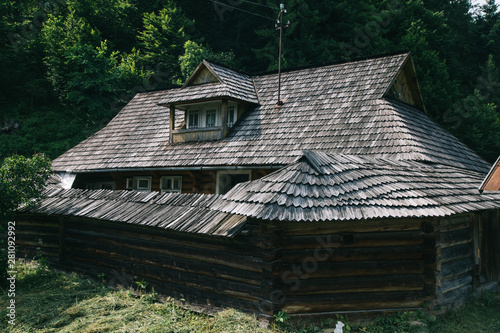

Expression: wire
xmin=207 ymin=0 xmax=276 ymax=21
xmin=237 ymin=0 xmax=278 ymax=10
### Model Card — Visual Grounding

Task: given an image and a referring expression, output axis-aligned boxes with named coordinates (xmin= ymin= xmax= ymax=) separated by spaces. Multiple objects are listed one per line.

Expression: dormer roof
xmin=160 ymin=60 xmax=259 ymax=106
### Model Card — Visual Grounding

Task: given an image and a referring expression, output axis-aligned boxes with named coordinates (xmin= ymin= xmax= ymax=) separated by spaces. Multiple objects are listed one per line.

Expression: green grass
xmin=1 ymin=260 xmax=500 ymax=333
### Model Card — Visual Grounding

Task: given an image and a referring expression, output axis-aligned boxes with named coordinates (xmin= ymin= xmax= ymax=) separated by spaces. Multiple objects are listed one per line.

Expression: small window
xmin=161 ymin=176 xmax=182 ymax=193
xmin=126 ymin=178 xmax=134 ymax=190
xmin=206 ymin=109 xmax=216 ymax=127
xmin=126 ymin=177 xmax=152 ymax=191
xmin=136 ymin=177 xmax=151 ymax=191
xmin=188 ymin=110 xmax=199 ymax=128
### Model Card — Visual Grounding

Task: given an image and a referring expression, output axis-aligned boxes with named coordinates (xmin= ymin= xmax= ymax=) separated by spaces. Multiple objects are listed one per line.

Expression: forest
xmin=0 ymin=0 xmax=499 ymax=163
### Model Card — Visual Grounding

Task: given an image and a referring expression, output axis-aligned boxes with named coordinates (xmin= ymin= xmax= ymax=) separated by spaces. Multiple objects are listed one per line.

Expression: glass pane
xmin=206 ymin=109 xmax=216 ymax=127
xmin=138 ymin=179 xmax=149 ymax=188
xmin=189 ymin=110 xmax=199 ymax=128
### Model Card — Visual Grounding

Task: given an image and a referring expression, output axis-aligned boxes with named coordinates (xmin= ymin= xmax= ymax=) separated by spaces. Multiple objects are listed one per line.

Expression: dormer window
xmin=206 ymin=108 xmax=217 ymax=127
xmin=185 ymin=102 xmax=237 ymax=130
xmin=171 ymin=101 xmax=240 ymax=143
xmin=188 ymin=110 xmax=199 ymax=128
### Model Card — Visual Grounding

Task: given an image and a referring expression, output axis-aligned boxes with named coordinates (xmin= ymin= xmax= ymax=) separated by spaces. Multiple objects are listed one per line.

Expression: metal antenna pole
xmin=276 ymin=3 xmax=289 ymax=106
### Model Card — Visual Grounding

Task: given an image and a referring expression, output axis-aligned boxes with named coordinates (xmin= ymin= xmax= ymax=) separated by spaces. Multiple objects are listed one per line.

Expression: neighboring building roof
xmin=479 ymin=155 xmax=500 ymax=192
xmin=21 ymin=187 xmax=246 ymax=237
xmin=52 ymin=53 xmax=490 ymax=173
xmin=213 ymin=151 xmax=500 ymax=222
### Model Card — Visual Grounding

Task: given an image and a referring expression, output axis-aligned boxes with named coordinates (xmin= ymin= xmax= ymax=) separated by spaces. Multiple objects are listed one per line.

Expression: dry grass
xmin=1 ymin=260 xmax=500 ymax=333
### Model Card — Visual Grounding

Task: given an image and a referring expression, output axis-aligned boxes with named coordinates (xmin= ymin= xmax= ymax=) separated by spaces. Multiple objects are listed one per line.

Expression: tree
xmin=0 ymin=153 xmax=51 ymax=288
xmin=0 ymin=154 xmax=52 ymax=221
xmin=137 ymin=3 xmax=195 ymax=88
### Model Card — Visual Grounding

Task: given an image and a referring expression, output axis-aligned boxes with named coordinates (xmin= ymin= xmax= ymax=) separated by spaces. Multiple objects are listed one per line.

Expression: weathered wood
xmin=276 ymin=275 xmax=425 ymax=294
xmin=281 ymin=245 xmax=426 ymax=263
xmin=63 ymin=237 xmax=262 ymax=285
xmin=438 ymin=228 xmax=472 ymax=248
xmin=169 ymin=104 xmax=175 ymax=143
xmin=437 ymin=274 xmax=473 ymax=295
xmin=440 ymin=243 xmax=472 ymax=264
xmin=279 ymin=219 xmax=426 ymax=236
xmin=439 ymin=258 xmax=474 ymax=281
xmin=63 ymin=232 xmax=263 ymax=273
xmin=282 ymin=291 xmax=430 ymax=313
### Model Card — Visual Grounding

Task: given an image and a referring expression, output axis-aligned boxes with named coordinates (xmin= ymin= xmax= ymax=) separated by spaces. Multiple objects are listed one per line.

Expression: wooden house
xmin=16 ymin=52 xmax=500 ymax=317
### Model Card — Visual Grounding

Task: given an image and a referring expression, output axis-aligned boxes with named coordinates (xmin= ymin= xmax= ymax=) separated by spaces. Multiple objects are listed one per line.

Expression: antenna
xmin=275 ymin=3 xmax=290 ymax=106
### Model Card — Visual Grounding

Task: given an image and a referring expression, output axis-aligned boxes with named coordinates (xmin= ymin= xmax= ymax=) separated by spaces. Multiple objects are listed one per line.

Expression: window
xmin=216 ymin=170 xmax=251 ymax=194
xmin=161 ymin=176 xmax=182 ymax=193
xmin=136 ymin=177 xmax=151 ymax=191
xmin=126 ymin=177 xmax=152 ymax=191
xmin=188 ymin=110 xmax=199 ymax=128
xmin=206 ymin=109 xmax=216 ymax=127
xmin=227 ymin=105 xmax=235 ymax=128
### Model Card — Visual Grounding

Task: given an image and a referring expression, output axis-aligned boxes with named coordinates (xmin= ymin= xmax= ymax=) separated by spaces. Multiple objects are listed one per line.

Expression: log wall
xmin=15 ymin=212 xmax=496 ymax=316
xmin=262 ymin=218 xmax=438 ymax=314
xmin=16 ymin=215 xmax=275 ymax=315
xmin=434 ymin=215 xmax=474 ymax=309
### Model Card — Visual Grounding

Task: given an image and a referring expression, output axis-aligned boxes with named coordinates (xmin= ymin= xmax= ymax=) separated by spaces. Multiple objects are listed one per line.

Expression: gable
xmin=384 ymin=54 xmax=426 ymax=112
xmin=189 ymin=66 xmax=219 ymax=85
xmin=479 ymin=156 xmax=500 ymax=192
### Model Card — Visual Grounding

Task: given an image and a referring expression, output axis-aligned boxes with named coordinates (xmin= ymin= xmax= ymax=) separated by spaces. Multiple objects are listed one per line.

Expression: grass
xmin=1 ymin=260 xmax=500 ymax=333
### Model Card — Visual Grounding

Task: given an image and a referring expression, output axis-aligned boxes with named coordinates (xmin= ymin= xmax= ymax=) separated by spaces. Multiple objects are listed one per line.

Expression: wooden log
xmin=281 ymin=246 xmax=426 ymax=263
xmin=62 ymin=249 xmax=262 ymax=302
xmin=62 ymin=231 xmax=263 ymax=272
xmin=281 ymin=291 xmax=430 ymax=314
xmin=438 ymin=215 xmax=471 ymax=231
xmin=440 ymin=243 xmax=473 ymax=264
xmin=272 ymin=260 xmax=424 ymax=279
xmin=437 ymin=273 xmax=473 ymax=295
xmin=62 ymin=238 xmax=262 ymax=285
xmin=276 ymin=274 xmax=425 ymax=294
xmin=439 ymin=228 xmax=472 ymax=248
xmin=279 ymin=219 xmax=427 ymax=237
xmin=62 ymin=217 xmax=270 ymax=254
xmin=439 ymin=258 xmax=474 ymax=280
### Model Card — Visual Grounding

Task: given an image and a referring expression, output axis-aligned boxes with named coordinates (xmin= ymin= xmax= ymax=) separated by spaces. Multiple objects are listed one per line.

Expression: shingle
xmin=21 ymin=189 xmax=246 ymax=238
xmin=51 ymin=53 xmax=490 ymax=174
xmin=211 ymin=151 xmax=500 ymax=222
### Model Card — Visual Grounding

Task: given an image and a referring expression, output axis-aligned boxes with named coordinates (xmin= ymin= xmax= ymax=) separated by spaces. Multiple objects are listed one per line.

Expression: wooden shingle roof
xmin=21 ymin=187 xmax=247 ymax=237
xmin=52 ymin=53 xmax=489 ymax=173
xmin=160 ymin=60 xmax=259 ymax=105
xmin=212 ymin=151 xmax=500 ymax=222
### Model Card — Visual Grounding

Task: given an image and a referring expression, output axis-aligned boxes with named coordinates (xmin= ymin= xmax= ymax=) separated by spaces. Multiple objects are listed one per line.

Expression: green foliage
xmin=274 ymin=310 xmax=290 ymax=324
xmin=138 ymin=2 xmax=195 ymax=87
xmin=0 ymin=154 xmax=51 ymax=220
xmin=178 ymin=40 xmax=237 ymax=83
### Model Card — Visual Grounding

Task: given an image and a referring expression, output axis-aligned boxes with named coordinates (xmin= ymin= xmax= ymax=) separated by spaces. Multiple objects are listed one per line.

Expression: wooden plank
xmin=63 ymin=230 xmax=263 ymax=272
xmin=63 ymin=238 xmax=262 ymax=285
xmin=279 ymin=219 xmax=426 ymax=236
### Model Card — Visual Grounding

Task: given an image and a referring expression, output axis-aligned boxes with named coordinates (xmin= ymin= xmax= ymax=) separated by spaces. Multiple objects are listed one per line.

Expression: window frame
xmin=161 ymin=176 xmax=183 ymax=194
xmin=126 ymin=176 xmax=152 ymax=191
